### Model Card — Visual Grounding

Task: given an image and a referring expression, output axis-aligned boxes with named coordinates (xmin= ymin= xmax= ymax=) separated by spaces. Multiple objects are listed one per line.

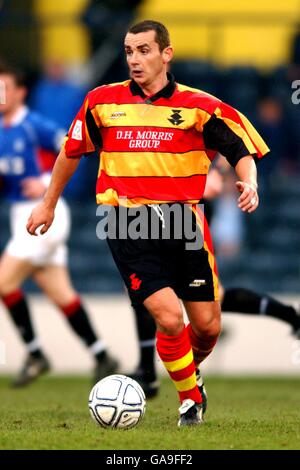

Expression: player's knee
xmin=0 ymin=280 xmax=18 ymax=297
xmin=157 ymin=313 xmax=185 ymax=336
xmin=147 ymin=304 xmax=184 ymax=335
xmin=193 ymin=316 xmax=221 ymax=340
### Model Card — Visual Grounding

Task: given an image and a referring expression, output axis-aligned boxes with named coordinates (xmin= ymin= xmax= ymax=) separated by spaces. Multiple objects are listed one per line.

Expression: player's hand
xmin=236 ymin=181 xmax=259 ymax=213
xmin=21 ymin=177 xmax=47 ymax=199
xmin=26 ymin=202 xmax=54 ymax=236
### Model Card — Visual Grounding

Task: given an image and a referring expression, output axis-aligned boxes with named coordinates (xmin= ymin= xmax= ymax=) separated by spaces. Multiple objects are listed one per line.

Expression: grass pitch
xmin=0 ymin=375 xmax=299 ymax=450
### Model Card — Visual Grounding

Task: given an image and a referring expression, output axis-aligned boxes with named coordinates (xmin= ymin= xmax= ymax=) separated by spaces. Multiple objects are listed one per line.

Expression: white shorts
xmin=5 ymin=198 xmax=71 ymax=267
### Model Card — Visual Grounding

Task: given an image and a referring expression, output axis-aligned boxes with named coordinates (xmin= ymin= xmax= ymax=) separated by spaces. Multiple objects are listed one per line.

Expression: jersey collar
xmin=129 ymin=73 xmax=176 ymax=102
xmin=0 ymin=105 xmax=29 ymax=127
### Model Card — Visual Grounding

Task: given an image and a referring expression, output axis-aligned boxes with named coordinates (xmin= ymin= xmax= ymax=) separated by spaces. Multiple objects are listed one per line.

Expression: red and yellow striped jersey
xmin=64 ymin=74 xmax=269 ymax=207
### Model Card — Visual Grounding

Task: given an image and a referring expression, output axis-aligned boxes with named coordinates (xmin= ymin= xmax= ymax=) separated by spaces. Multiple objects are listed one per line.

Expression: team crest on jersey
xmin=72 ymin=120 xmax=83 ymax=140
xmin=168 ymin=109 xmax=184 ymax=126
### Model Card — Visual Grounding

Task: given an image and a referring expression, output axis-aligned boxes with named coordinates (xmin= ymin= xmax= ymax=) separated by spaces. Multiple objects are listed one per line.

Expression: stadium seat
xmin=221 ymin=65 xmax=261 ymax=114
xmin=171 ymin=60 xmax=220 ymax=96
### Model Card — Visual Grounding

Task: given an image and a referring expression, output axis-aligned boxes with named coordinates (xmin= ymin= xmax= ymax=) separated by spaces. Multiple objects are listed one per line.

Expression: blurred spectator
xmin=210 ymin=170 xmax=244 ymax=259
xmin=30 ymin=60 xmax=95 ymax=200
xmin=83 ymin=0 xmax=142 ymax=52
xmin=291 ymin=25 xmax=300 ymax=65
xmin=288 ymin=23 xmax=300 ymax=83
xmin=254 ymin=97 xmax=298 ymax=179
xmin=222 ymin=66 xmax=261 ymax=117
xmin=29 ymin=59 xmax=87 ymax=129
xmin=82 ymin=0 xmax=143 ymax=86
xmin=288 ymin=26 xmax=300 ymax=164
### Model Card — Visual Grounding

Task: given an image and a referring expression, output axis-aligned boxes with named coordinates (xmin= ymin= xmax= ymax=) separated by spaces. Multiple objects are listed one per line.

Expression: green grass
xmin=0 ymin=375 xmax=299 ymax=450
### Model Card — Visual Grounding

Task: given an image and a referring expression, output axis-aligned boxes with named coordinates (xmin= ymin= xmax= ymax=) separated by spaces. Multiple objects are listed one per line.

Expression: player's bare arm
xmin=26 ymin=148 xmax=80 ymax=236
xmin=234 ymin=155 xmax=258 ymax=213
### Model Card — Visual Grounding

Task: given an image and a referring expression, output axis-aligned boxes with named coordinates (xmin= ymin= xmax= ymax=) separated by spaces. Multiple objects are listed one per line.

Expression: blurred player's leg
xmin=33 ymin=265 xmax=119 ymax=382
xmin=130 ymin=304 xmax=159 ymax=398
xmin=0 ymin=253 xmax=50 ymax=386
xmin=221 ymin=287 xmax=300 ymax=336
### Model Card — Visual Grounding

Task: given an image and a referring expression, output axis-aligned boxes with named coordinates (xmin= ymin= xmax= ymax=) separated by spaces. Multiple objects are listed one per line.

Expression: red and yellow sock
xmin=156 ymin=327 xmax=202 ymax=403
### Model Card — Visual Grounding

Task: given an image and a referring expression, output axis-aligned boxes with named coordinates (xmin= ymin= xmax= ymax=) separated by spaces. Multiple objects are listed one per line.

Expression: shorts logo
xmin=72 ymin=120 xmax=83 ymax=140
xmin=189 ymin=279 xmax=206 ymax=287
xmin=130 ymin=273 xmax=142 ymax=291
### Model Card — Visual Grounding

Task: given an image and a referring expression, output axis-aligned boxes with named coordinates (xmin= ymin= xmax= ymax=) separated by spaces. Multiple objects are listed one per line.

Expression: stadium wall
xmin=0 ymin=295 xmax=299 ymax=376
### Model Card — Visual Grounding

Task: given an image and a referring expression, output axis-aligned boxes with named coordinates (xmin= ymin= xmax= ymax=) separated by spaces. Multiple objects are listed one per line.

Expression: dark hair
xmin=128 ymin=20 xmax=170 ymax=52
xmin=0 ymin=61 xmax=26 ymax=87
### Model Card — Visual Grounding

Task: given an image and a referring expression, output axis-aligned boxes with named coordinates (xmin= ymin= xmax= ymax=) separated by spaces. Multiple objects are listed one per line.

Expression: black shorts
xmin=106 ymin=204 xmax=219 ymax=306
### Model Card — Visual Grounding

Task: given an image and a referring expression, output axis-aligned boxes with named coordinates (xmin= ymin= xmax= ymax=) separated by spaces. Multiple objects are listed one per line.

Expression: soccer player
xmin=26 ymin=20 xmax=269 ymax=426
xmin=0 ymin=63 xmax=118 ymax=386
xmin=130 ymin=165 xmax=300 ymax=399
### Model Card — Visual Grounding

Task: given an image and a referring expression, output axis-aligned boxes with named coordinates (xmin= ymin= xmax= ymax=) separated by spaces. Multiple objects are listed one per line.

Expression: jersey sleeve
xmin=203 ymin=101 xmax=270 ymax=167
xmin=63 ymin=93 xmax=102 ymax=158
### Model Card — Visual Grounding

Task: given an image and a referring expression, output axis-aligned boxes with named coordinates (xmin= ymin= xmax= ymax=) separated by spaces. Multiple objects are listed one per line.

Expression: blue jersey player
xmin=0 ymin=63 xmax=118 ymax=386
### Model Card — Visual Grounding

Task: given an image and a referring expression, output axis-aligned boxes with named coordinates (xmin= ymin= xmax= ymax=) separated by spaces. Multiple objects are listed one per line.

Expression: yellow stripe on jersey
xmin=217 ymin=115 xmax=257 ymax=155
xmin=237 ymin=111 xmax=270 ymax=156
xmin=93 ymin=103 xmax=201 ymax=130
xmin=163 ymin=349 xmax=194 ymax=372
xmin=96 ymin=190 xmax=201 ymax=207
xmin=100 ymin=151 xmax=211 ymax=178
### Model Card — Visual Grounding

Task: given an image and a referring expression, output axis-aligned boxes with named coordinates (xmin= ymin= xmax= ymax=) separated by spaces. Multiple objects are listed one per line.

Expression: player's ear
xmin=18 ymin=85 xmax=27 ymax=102
xmin=162 ymin=46 xmax=173 ymax=65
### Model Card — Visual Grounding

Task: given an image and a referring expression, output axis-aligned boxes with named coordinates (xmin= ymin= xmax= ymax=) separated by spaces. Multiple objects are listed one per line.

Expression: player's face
xmin=124 ymin=30 xmax=173 ymax=90
xmin=0 ymin=74 xmax=26 ymax=115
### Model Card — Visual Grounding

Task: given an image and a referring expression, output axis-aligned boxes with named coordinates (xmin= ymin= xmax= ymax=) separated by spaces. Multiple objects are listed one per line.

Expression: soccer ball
xmin=88 ymin=374 xmax=146 ymax=429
